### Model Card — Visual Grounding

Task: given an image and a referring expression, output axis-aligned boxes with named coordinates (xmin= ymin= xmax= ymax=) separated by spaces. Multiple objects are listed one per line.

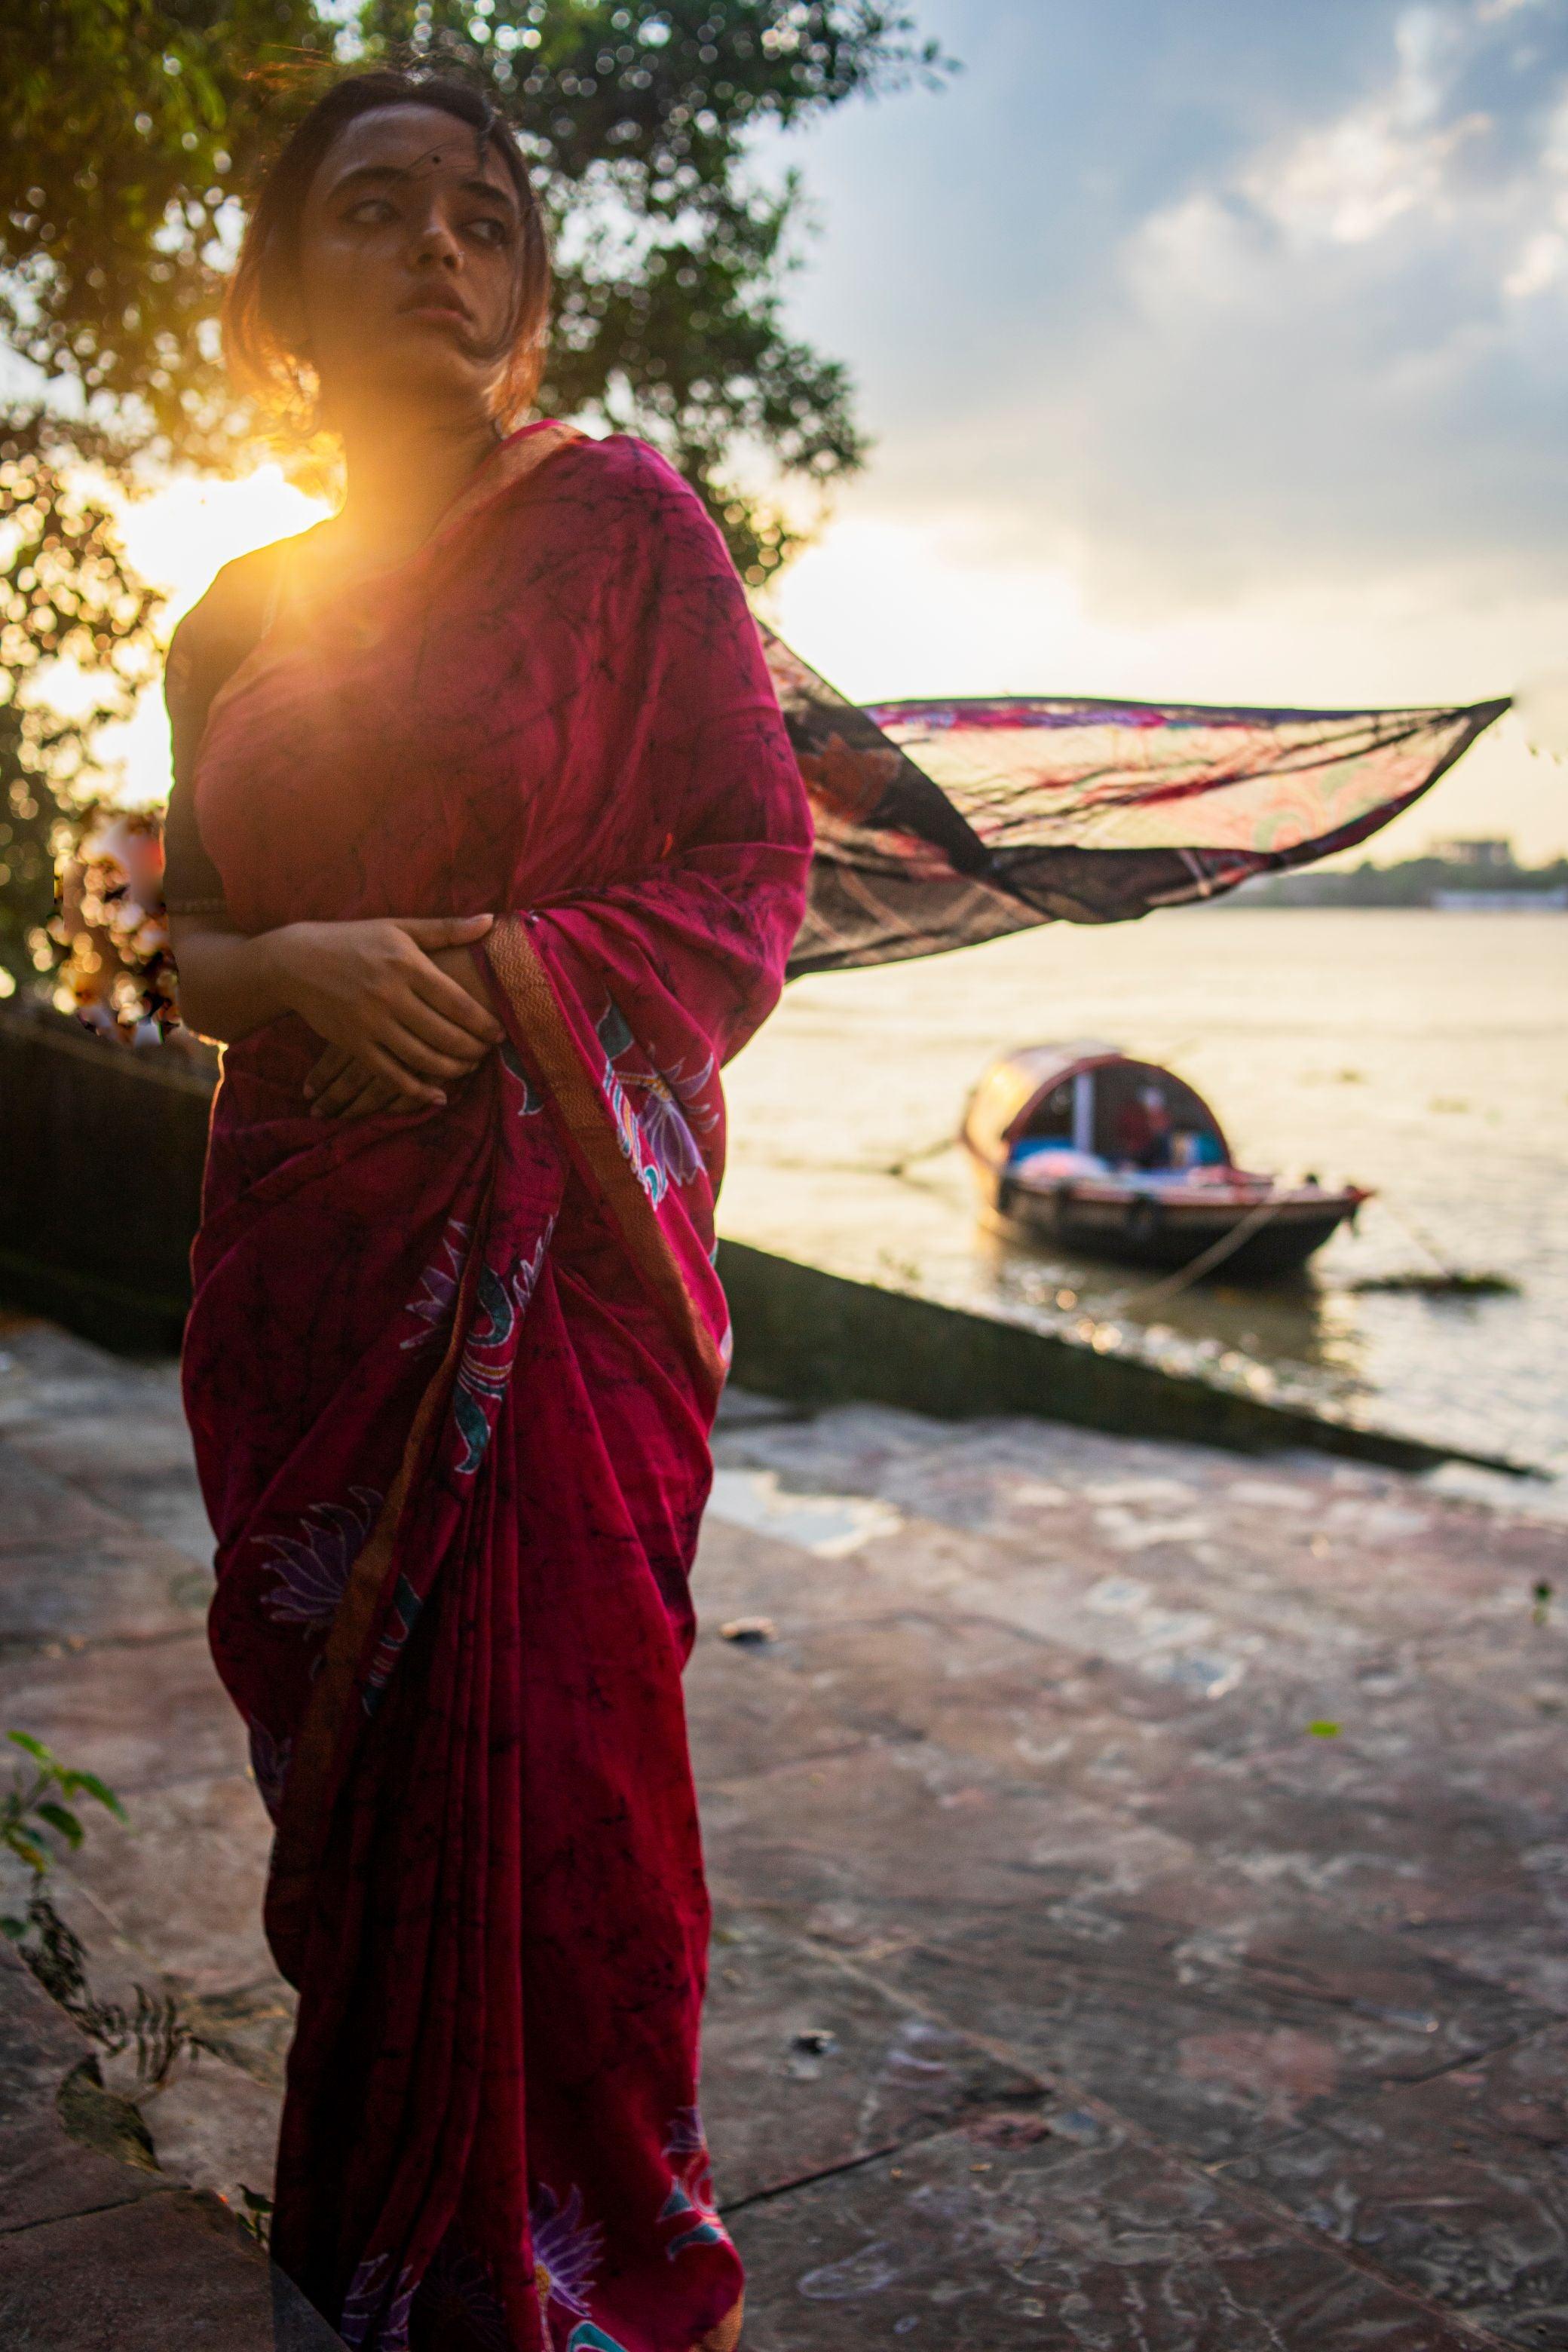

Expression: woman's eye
xmin=466 ymin=216 xmax=511 ymax=247
xmin=345 ymin=198 xmax=397 ymax=225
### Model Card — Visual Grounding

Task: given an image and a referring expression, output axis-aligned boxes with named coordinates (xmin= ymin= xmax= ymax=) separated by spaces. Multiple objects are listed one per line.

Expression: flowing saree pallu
xmin=765 ymin=626 xmax=1511 ymax=974
xmin=180 ymin=421 xmax=810 ymax=2352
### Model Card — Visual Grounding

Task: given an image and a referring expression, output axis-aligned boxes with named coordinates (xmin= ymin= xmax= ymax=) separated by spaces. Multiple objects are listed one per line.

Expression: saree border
xmin=483 ymin=915 xmax=728 ymax=1407
xmin=697 ymin=2296 xmax=745 ymax=2352
xmin=263 ymin=1192 xmax=491 ymax=1980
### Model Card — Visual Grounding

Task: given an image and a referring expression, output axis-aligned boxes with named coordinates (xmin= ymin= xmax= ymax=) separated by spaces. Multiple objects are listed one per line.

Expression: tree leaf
xmin=61 ymin=1772 xmax=127 ymax=1820
xmin=35 ymin=1801 xmax=84 ymax=1848
xmin=4 ymin=1829 xmax=49 ymax=1874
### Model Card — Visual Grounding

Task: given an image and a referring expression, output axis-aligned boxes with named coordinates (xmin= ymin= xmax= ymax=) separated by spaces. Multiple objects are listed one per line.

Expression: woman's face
xmin=296 ymin=104 xmax=524 ymax=421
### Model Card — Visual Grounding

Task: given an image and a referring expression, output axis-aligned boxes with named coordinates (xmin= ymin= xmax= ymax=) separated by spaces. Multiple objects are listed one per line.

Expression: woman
xmin=164 ymin=68 xmax=810 ymax=2352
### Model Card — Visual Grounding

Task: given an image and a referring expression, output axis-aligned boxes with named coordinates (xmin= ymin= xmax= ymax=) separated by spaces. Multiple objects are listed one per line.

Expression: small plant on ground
xmin=1 ymin=1726 xmax=124 ymax=1894
xmin=2 ymin=1728 xmax=219 ymax=2084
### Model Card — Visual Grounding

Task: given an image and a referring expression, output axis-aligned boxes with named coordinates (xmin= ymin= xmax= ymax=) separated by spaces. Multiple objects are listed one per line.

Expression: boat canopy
xmin=963 ymin=1046 xmax=1232 ymax=1169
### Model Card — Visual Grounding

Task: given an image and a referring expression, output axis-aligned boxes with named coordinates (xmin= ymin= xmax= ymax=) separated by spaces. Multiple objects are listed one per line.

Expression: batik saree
xmin=179 ymin=422 xmax=811 ymax=2351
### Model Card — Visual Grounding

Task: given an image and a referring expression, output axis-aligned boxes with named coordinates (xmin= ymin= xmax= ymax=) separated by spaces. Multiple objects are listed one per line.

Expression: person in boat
xmin=1114 ymin=1083 xmax=1176 ymax=1172
xmin=161 ymin=69 xmax=810 ymax=2352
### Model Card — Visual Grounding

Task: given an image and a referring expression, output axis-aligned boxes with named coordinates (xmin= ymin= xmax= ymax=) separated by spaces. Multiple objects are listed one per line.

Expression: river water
xmin=720 ymin=909 xmax=1567 ymax=1487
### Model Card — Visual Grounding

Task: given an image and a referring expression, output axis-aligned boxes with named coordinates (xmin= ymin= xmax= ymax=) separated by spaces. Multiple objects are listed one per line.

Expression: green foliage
xmin=1238 ymin=851 xmax=1568 ymax=909
xmin=236 ymin=2185 xmax=275 ymax=2249
xmin=11 ymin=1882 xmax=216 ymax=2088
xmin=1 ymin=1726 xmax=125 ymax=1911
xmin=2 ymin=1729 xmax=216 ymax=2091
xmin=3 ymin=1 xmax=954 ymax=544
xmin=0 ymin=0 xmax=331 ymax=457
xmin=0 ymin=412 xmax=164 ymax=994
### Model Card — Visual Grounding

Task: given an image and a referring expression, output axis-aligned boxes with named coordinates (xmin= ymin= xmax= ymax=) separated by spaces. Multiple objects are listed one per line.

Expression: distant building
xmin=1428 ymin=837 xmax=1514 ymax=870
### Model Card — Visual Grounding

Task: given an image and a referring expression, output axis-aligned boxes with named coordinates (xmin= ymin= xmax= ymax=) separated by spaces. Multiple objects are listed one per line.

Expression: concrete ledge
xmin=715 ymin=1237 xmax=1529 ymax=1478
xmin=0 ymin=1006 xmax=209 ymax=1353
xmin=0 ymin=1245 xmax=191 ymax=1359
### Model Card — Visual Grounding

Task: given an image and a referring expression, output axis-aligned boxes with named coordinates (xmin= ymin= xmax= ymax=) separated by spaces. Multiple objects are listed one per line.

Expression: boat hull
xmin=984 ymin=1172 xmax=1359 ymax=1280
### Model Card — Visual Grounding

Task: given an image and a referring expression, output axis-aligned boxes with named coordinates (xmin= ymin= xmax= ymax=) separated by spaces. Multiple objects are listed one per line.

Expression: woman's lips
xmin=399 ymin=295 xmax=470 ymax=325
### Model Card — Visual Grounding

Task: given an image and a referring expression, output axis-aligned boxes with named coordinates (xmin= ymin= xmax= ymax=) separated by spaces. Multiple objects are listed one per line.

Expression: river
xmin=721 ymin=908 xmax=1568 ymax=1488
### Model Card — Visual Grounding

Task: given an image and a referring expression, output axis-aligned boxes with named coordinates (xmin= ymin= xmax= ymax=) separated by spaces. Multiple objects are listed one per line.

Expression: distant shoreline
xmin=1227 ymin=852 xmax=1567 ymax=911
xmin=1221 ymin=893 xmax=1568 ymax=911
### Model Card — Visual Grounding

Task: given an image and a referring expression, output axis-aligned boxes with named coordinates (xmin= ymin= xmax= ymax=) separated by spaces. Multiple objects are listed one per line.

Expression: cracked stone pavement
xmin=2 ymin=1310 xmax=1566 ymax=2350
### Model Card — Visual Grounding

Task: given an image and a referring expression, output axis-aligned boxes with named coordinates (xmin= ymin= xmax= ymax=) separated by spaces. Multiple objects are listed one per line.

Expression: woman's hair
xmin=223 ymin=69 xmax=552 ymax=433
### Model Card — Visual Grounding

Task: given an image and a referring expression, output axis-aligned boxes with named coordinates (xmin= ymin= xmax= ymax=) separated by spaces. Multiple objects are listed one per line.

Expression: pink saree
xmin=179 ymin=422 xmax=812 ymax=2351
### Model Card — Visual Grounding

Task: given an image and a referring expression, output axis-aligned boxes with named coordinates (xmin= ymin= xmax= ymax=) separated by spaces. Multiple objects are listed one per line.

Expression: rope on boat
xmin=1122 ymin=1193 xmax=1288 ymax=1306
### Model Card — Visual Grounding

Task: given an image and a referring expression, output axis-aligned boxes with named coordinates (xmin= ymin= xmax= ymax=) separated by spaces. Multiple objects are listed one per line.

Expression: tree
xmin=0 ymin=411 xmax=162 ymax=995
xmin=3 ymin=2 xmax=953 ymax=558
xmin=0 ymin=1 xmax=954 ymax=1001
xmin=0 ymin=1 xmax=332 ymax=461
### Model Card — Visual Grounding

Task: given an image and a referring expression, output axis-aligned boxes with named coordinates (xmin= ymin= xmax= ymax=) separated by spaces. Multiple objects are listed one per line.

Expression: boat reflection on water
xmin=962 ymin=1043 xmax=1370 ymax=1282
xmin=970 ymin=1216 xmax=1375 ymax=1404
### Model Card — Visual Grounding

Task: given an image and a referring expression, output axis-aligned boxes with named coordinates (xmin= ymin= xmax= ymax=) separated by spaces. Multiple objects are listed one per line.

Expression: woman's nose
xmin=410 ymin=211 xmax=462 ymax=268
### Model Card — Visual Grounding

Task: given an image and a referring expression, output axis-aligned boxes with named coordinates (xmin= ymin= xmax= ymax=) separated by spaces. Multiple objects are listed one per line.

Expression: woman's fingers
xmin=391 ymin=991 xmax=498 ymax=1068
xmin=311 ymin=1058 xmax=383 ymax=1118
xmin=304 ymin=1041 xmax=354 ymax=1102
xmin=391 ymin=921 xmax=504 ymax=1045
xmin=351 ymin=1038 xmax=447 ymax=1104
xmin=410 ymin=967 xmax=504 ymax=1046
xmin=276 ymin=916 xmax=502 ymax=1079
xmin=384 ymin=1015 xmax=498 ymax=1086
xmin=338 ymin=1072 xmax=401 ymax=1120
xmin=309 ymin=1050 xmax=433 ymax=1121
xmin=397 ymin=913 xmax=493 ymax=951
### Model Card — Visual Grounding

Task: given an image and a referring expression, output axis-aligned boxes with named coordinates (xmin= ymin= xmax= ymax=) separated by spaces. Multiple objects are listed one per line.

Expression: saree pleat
xmin=181 ymin=421 xmax=810 ymax=2350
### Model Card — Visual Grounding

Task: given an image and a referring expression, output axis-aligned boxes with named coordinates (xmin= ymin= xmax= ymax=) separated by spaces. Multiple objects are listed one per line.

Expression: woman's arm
xmin=170 ymin=910 xmax=504 ymax=1107
xmin=164 ymin=567 xmax=504 ymax=1107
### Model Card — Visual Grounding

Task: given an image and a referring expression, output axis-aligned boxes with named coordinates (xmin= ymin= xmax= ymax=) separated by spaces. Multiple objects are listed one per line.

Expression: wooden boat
xmin=961 ymin=1044 xmax=1370 ymax=1281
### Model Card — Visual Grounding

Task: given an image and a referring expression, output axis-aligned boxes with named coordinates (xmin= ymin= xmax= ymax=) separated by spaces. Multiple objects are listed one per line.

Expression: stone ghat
xmin=2 ymin=1312 xmax=1566 ymax=2348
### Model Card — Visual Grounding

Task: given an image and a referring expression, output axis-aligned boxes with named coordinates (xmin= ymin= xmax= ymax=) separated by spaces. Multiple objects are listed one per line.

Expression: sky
xmin=115 ymin=0 xmax=1568 ymax=856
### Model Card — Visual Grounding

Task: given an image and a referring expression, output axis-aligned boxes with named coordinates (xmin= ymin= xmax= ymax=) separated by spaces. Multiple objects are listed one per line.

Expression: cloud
xmin=1239 ymin=11 xmax=1487 ymax=248
xmin=1038 ymin=1 xmax=1568 ymax=598
xmin=752 ymin=1 xmax=1568 ymax=845
xmin=770 ymin=0 xmax=1568 ymax=608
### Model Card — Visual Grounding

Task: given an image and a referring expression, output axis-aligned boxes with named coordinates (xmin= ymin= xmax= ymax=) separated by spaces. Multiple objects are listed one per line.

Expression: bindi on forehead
xmin=317 ymin=109 xmax=516 ymax=202
xmin=397 ymin=142 xmax=513 ymax=193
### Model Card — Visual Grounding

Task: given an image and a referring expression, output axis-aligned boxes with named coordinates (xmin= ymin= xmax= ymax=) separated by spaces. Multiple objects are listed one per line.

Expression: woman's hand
xmin=302 ymin=1052 xmax=418 ymax=1121
xmin=267 ymin=913 xmax=503 ymax=1109
xmin=302 ymin=930 xmax=504 ymax=1117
